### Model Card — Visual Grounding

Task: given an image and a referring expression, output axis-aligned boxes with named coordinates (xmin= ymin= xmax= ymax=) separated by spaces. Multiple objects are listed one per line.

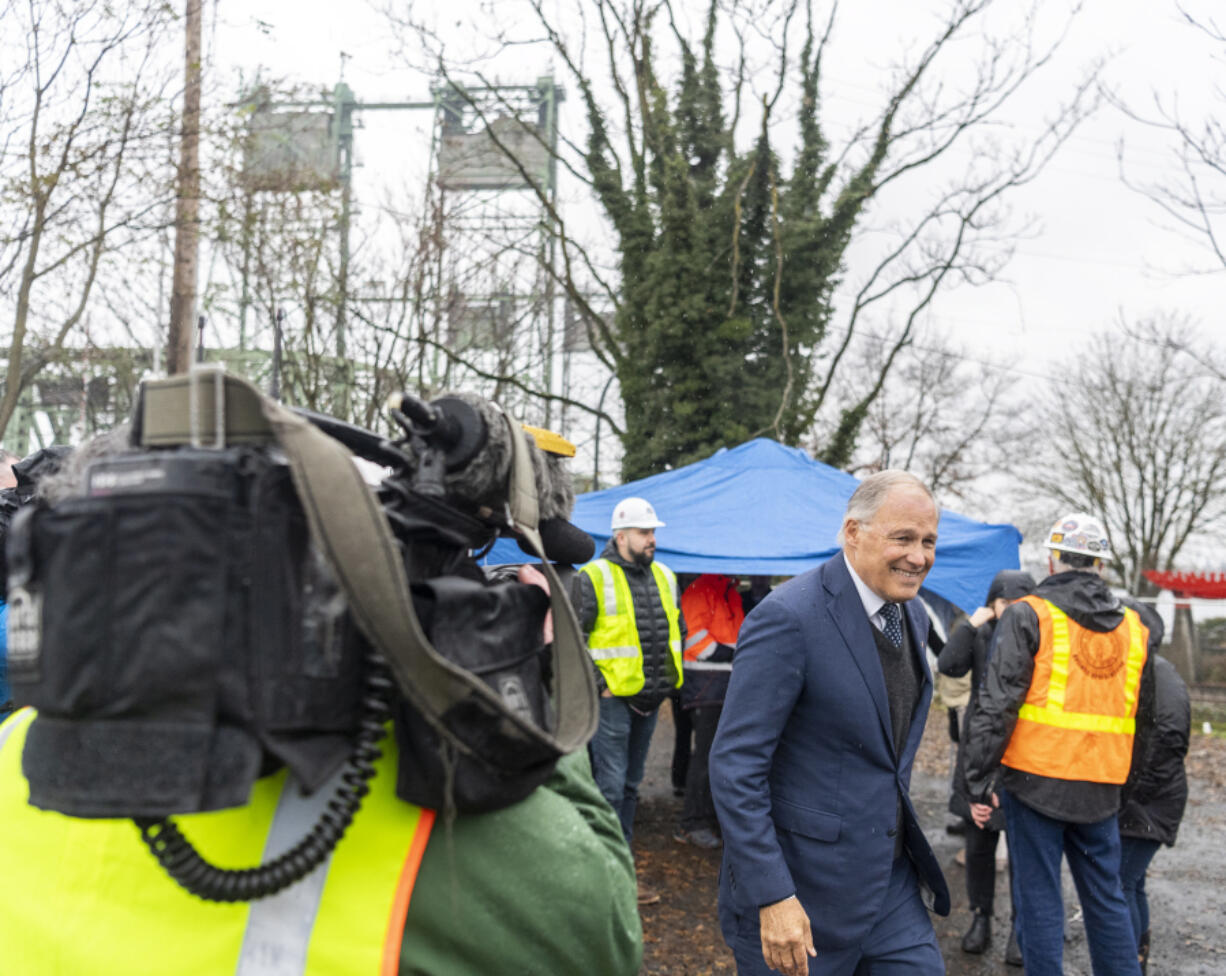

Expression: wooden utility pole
xmin=167 ymin=0 xmax=202 ymax=375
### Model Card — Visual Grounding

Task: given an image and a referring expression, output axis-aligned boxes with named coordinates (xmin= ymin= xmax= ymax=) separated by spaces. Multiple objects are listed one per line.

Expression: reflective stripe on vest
xmin=682 ymin=660 xmax=733 ymax=672
xmin=1000 ymin=597 xmax=1148 ymax=785
xmin=580 ymin=559 xmax=683 ymax=696
xmin=684 ymin=627 xmax=731 ymax=669
xmin=683 ymin=627 xmax=724 ymax=664
xmin=0 ymin=708 xmax=434 ymax=975
xmin=684 ymin=628 xmax=712 ymax=656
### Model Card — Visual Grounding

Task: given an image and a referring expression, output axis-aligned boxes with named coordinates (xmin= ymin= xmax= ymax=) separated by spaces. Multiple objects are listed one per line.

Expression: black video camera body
xmin=6 ymin=373 xmax=597 ymax=902
xmin=8 ymin=446 xmax=364 ymax=817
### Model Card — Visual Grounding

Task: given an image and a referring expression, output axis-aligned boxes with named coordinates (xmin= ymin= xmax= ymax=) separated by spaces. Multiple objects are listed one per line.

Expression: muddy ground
xmin=633 ymin=701 xmax=1226 ymax=975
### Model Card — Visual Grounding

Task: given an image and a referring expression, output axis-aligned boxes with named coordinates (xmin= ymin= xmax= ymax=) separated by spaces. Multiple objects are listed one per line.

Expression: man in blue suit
xmin=711 ymin=471 xmax=950 ymax=975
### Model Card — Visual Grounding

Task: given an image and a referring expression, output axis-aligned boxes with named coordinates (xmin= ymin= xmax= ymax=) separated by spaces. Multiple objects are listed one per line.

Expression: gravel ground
xmin=634 ymin=700 xmax=1226 ymax=975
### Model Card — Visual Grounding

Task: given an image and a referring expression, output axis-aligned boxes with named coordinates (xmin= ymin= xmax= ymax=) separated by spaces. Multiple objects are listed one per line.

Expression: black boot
xmin=1138 ymin=929 xmax=1149 ymax=976
xmin=1005 ymin=925 xmax=1023 ymax=967
xmin=961 ymin=911 xmax=991 ymax=954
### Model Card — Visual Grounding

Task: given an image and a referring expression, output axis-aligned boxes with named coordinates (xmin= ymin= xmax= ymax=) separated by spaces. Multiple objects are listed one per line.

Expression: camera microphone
xmin=518 ymin=517 xmax=595 ymax=566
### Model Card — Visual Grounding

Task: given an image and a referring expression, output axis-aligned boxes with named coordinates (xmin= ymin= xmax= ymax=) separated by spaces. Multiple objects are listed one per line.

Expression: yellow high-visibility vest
xmin=0 ymin=707 xmax=433 ymax=975
xmin=580 ymin=559 xmax=682 ymax=696
xmin=1001 ymin=596 xmax=1148 ymax=785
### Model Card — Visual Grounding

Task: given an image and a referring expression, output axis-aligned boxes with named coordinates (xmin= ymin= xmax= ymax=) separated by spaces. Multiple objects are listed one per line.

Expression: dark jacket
xmin=680 ymin=654 xmax=732 ymax=710
xmin=571 ymin=540 xmax=683 ymax=712
xmin=1119 ymin=655 xmax=1190 ymax=847
xmin=937 ymin=616 xmax=1006 ymax=831
xmin=964 ymin=571 xmax=1157 ymax=824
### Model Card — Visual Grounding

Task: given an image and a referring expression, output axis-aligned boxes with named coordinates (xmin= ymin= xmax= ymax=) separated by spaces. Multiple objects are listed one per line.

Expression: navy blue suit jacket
xmin=710 ymin=554 xmax=950 ymax=952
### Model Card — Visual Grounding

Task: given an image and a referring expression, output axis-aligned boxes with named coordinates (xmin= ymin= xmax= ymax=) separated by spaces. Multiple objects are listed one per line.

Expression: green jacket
xmin=402 ymin=748 xmax=642 ymax=974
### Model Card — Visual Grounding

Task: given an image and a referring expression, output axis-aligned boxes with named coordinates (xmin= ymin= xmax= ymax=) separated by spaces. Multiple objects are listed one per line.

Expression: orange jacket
xmin=1001 ymin=595 xmax=1148 ymax=785
xmin=681 ymin=574 xmax=745 ymax=667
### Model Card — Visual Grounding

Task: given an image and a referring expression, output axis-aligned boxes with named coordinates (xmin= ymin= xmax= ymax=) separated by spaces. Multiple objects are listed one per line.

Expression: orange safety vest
xmin=1001 ymin=595 xmax=1148 ymax=785
xmin=681 ymin=574 xmax=745 ymax=666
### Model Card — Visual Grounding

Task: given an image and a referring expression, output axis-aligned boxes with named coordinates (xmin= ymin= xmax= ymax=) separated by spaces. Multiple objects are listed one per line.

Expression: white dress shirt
xmin=843 ymin=552 xmax=894 ymax=636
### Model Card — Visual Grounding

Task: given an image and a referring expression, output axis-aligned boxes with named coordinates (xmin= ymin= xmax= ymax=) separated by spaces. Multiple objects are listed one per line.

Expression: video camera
xmin=5 ymin=369 xmax=597 ymax=902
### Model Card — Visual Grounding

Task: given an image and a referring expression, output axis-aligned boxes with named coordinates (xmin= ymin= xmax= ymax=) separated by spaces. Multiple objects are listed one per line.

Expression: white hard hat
xmin=1043 ymin=512 xmax=1113 ymax=560
xmin=610 ymin=497 xmax=665 ymax=531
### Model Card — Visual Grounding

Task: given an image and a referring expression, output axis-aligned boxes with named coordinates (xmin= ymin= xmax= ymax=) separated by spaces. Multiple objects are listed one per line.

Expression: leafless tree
xmin=0 ymin=0 xmax=178 ymax=439
xmin=813 ymin=328 xmax=1019 ymax=509
xmin=1112 ymin=5 xmax=1226 ymax=280
xmin=1022 ymin=312 xmax=1226 ymax=594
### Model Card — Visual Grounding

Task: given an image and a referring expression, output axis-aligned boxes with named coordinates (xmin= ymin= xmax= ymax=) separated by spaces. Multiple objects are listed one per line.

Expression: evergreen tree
xmin=423 ymin=0 xmax=1094 ymax=480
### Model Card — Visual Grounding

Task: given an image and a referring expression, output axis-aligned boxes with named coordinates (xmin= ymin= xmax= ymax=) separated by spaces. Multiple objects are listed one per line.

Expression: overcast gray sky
xmin=209 ymin=0 xmax=1224 ymax=380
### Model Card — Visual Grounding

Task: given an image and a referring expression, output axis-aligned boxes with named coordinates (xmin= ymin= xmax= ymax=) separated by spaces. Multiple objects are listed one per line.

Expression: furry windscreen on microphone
xmin=423 ymin=393 xmax=593 ymax=565
xmin=432 ymin=392 xmax=576 ymax=522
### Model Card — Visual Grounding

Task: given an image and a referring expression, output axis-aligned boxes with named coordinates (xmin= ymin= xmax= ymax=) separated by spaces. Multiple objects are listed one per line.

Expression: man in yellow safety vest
xmin=965 ymin=512 xmax=1158 ymax=976
xmin=572 ymin=496 xmax=683 ymax=904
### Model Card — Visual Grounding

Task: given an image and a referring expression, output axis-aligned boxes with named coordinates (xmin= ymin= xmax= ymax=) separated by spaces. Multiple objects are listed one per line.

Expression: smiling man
xmin=711 ymin=471 xmax=950 ymax=976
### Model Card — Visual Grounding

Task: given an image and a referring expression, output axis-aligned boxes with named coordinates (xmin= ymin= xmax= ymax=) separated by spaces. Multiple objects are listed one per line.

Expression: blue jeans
xmin=1119 ymin=836 xmax=1161 ymax=949
xmin=590 ymin=696 xmax=659 ymax=844
xmin=1001 ymin=790 xmax=1140 ymax=976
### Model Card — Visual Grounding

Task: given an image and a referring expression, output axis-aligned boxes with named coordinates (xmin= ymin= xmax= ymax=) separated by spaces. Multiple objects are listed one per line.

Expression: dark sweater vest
xmin=873 ymin=613 xmax=921 ymax=858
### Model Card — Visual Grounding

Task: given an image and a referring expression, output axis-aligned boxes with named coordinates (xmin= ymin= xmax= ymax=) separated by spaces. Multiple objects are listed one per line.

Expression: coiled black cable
xmin=133 ymin=648 xmax=395 ymax=903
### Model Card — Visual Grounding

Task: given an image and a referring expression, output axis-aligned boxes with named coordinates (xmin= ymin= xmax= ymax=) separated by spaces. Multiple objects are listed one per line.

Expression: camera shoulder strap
xmin=497 ymin=411 xmax=598 ymax=748
xmin=137 ymin=371 xmax=597 ymax=758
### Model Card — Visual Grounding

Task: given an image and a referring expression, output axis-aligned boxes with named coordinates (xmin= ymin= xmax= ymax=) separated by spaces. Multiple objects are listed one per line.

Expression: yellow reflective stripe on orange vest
xmin=1015 ymin=603 xmax=1144 ymax=735
xmin=1046 ymin=607 xmax=1070 ymax=710
xmin=1123 ymin=611 xmax=1145 ymax=718
xmin=1002 ymin=597 xmax=1148 ymax=785
xmin=0 ymin=707 xmax=434 ymax=975
xmin=1016 ymin=704 xmax=1135 ymax=734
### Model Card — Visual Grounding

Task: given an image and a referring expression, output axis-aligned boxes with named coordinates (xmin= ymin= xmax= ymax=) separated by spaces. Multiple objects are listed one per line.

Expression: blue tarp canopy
xmin=487 ymin=438 xmax=1021 ymax=613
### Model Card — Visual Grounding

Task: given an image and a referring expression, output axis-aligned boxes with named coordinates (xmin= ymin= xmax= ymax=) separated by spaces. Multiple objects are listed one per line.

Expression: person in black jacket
xmin=937 ymin=569 xmax=1035 ymax=963
xmin=1118 ymin=653 xmax=1190 ymax=974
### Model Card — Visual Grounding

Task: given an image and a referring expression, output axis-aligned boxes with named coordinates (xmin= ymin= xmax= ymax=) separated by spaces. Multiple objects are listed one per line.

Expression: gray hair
xmin=836 ymin=470 xmax=935 ymax=546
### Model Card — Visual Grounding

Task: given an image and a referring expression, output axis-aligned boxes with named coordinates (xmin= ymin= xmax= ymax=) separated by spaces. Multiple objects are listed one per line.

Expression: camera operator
xmin=0 ymin=378 xmax=641 ymax=975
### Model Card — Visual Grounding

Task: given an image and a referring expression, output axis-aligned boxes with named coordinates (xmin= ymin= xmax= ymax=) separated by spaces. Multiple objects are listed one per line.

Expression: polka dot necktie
xmin=880 ymin=602 xmax=903 ymax=648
